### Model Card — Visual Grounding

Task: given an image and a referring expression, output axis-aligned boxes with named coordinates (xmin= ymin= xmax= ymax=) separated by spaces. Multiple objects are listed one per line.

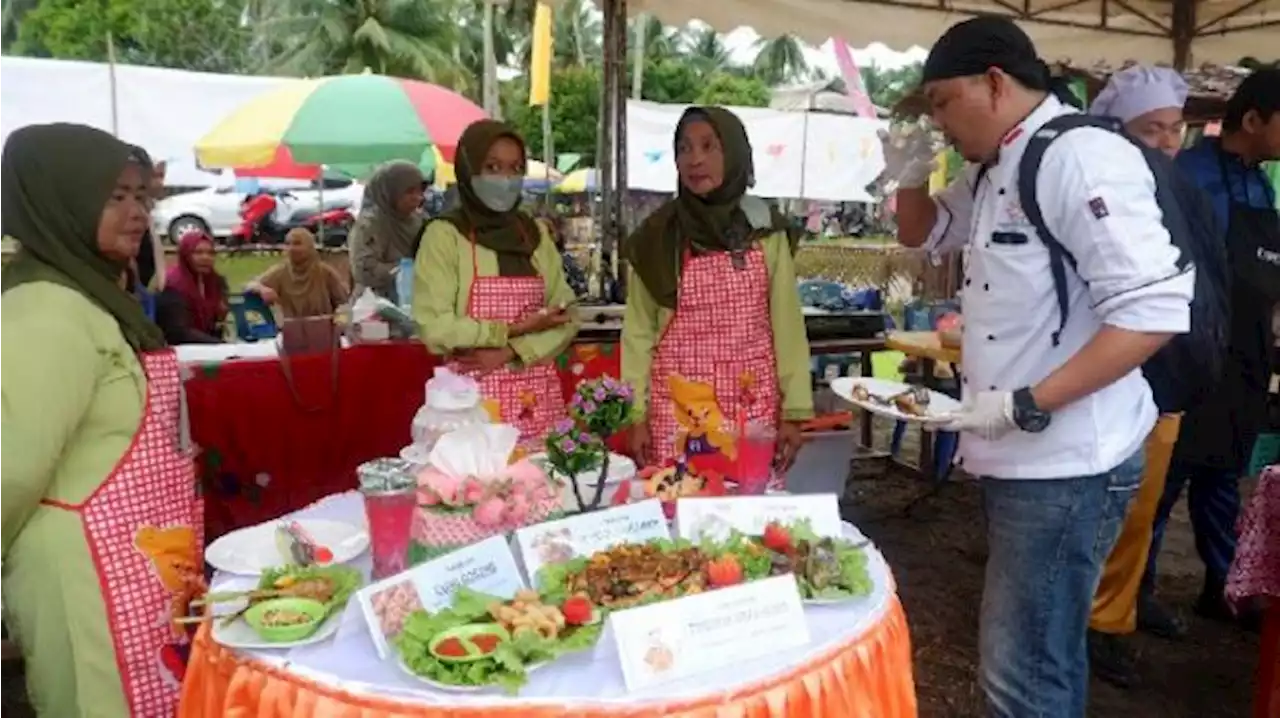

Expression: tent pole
xmin=106 ymin=30 xmax=119 ymax=136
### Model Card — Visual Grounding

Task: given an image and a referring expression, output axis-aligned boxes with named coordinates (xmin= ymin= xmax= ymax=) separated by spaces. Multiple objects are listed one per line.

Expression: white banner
xmin=625 ymin=100 xmax=887 ymax=202
xmin=625 ymin=100 xmax=806 ymax=199
xmin=800 ymin=113 xmax=887 ymax=203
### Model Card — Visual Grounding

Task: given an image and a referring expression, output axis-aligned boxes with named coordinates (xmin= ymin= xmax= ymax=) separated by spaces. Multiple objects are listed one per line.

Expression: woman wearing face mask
xmin=412 ymin=120 xmax=578 ymax=445
xmin=350 ymin=160 xmax=426 ymax=301
xmin=621 ymin=107 xmax=813 ymax=481
xmin=2 ymin=124 xmax=203 ymax=717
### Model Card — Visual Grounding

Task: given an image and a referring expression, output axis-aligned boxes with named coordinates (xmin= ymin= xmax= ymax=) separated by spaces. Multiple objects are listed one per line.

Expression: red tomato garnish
xmin=435 ymin=637 xmax=467 ymax=658
xmin=762 ymin=523 xmax=792 ymax=552
xmin=469 ymin=632 xmax=502 ymax=655
xmin=313 ymin=546 xmax=334 ymax=564
xmin=562 ymin=596 xmax=595 ymax=626
xmin=706 ymin=555 xmax=744 ymax=588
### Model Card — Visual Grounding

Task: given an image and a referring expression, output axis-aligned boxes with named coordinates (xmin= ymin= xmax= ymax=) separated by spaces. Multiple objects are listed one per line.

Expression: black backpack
xmin=1010 ymin=114 xmax=1231 ymax=413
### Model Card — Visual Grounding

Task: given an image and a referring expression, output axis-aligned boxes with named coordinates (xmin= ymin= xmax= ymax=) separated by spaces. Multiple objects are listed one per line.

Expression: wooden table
xmin=884 ymin=331 xmax=963 ymax=480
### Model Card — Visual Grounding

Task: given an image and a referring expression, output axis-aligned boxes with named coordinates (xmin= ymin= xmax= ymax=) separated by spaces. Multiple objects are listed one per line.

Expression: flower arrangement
xmin=550 ymin=376 xmax=634 ymax=513
xmin=418 ymin=460 xmax=555 ymax=529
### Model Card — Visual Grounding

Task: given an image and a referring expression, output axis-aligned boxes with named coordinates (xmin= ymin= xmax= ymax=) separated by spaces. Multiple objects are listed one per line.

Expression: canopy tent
xmin=606 ymin=0 xmax=1278 ymax=68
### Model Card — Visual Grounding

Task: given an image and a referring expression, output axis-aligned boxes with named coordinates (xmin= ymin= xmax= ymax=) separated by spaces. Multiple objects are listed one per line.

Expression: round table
xmin=180 ymin=493 xmax=918 ymax=717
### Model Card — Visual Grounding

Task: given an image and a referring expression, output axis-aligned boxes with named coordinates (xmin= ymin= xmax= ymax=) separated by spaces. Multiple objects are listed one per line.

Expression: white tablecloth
xmin=210 ymin=491 xmax=897 ymax=708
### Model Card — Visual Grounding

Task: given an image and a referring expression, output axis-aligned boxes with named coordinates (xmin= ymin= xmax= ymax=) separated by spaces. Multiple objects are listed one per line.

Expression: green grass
xmin=214 ymin=254 xmax=278 ymax=290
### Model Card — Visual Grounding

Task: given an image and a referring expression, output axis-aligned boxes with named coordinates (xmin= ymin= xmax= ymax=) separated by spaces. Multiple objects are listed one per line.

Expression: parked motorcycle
xmin=228 ymin=191 xmax=355 ymax=247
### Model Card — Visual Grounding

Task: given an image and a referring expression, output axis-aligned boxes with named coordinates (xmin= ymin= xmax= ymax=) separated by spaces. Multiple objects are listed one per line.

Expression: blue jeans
xmin=979 ymin=451 xmax=1143 ymax=718
xmin=1142 ymin=459 xmax=1240 ymax=592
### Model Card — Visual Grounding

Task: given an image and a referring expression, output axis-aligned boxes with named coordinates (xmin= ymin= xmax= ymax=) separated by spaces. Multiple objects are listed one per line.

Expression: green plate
xmin=427 ymin=623 xmax=511 ymax=663
xmin=243 ymin=597 xmax=326 ymax=643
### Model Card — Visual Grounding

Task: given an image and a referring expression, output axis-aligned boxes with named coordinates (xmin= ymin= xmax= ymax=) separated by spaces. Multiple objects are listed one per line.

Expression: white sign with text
xmin=609 ymin=574 xmax=810 ymax=692
xmin=354 ymin=535 xmax=526 ymax=658
xmin=516 ymin=499 xmax=670 ymax=580
xmin=675 ymin=494 xmax=845 ymax=541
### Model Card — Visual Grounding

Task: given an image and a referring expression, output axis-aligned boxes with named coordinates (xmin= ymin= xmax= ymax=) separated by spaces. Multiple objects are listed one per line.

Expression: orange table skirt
xmin=179 ymin=597 xmax=917 ymax=718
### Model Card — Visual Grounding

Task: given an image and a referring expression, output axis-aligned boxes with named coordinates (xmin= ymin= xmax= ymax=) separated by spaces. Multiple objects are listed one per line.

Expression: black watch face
xmin=1018 ymin=410 xmax=1051 ymax=433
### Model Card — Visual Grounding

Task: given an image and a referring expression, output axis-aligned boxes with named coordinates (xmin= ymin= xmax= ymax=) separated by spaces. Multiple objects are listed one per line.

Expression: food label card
xmin=675 ymin=494 xmax=844 ymax=541
xmin=515 ymin=499 xmax=670 ymax=580
xmin=609 ymin=574 xmax=810 ymax=692
xmin=354 ymin=535 xmax=525 ymax=658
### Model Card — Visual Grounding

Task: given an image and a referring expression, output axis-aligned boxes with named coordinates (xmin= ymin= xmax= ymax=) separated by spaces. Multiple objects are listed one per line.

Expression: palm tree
xmin=752 ymin=34 xmax=809 ymax=86
xmin=686 ymin=26 xmax=731 ymax=77
xmin=630 ymin=15 xmax=682 ymax=98
xmin=558 ymin=0 xmax=599 ymax=66
xmin=258 ymin=0 xmax=467 ymax=87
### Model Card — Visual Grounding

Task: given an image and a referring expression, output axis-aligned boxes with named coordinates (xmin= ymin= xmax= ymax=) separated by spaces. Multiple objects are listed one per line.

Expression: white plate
xmin=394 ymin=655 xmax=547 ymax=693
xmin=205 ymin=519 xmax=369 ymax=575
xmin=829 ymin=377 xmax=961 ymax=425
xmin=399 ymin=444 xmax=431 ymax=465
xmin=211 ymin=609 xmax=342 ymax=650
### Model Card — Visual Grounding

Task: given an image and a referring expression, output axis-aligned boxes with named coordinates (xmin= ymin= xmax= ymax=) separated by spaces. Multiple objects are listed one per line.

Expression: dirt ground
xmin=2 ymin=422 xmax=1259 ymax=718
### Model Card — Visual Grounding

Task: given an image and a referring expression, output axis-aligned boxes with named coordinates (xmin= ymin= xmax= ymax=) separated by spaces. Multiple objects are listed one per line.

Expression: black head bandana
xmin=922 ymin=16 xmax=1082 ymax=109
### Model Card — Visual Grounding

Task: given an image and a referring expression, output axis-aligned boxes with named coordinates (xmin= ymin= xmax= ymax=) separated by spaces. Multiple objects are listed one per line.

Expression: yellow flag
xmin=928 ymin=150 xmax=949 ymax=194
xmin=529 ymin=2 xmax=552 ymax=106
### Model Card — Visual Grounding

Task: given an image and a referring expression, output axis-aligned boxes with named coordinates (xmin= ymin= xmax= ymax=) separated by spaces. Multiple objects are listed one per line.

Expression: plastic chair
xmin=228 ymin=292 xmax=279 ymax=342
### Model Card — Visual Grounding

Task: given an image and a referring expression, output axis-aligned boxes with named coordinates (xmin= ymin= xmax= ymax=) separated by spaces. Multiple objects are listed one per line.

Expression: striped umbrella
xmin=195 ymin=74 xmax=486 ymax=177
xmin=553 ymin=168 xmax=599 ymax=193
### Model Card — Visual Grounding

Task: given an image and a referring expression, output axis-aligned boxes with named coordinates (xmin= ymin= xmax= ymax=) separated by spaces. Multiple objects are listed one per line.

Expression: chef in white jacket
xmin=881 ymin=17 xmax=1195 ymax=718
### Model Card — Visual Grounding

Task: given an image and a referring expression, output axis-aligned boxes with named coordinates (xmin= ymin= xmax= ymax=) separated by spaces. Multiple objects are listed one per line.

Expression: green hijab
xmin=625 ymin=106 xmax=792 ymax=308
xmin=437 ymin=120 xmax=539 ymax=277
xmin=1 ymin=123 xmax=166 ymax=352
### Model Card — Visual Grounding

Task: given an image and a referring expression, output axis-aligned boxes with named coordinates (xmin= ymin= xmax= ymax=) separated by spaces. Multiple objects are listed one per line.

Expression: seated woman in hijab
xmin=2 ymin=124 xmax=202 ymax=718
xmin=246 ymin=227 xmax=350 ymax=318
xmin=621 ymin=107 xmax=813 ymax=483
xmin=156 ymin=228 xmax=228 ymax=343
xmin=413 ymin=120 xmax=579 ymax=445
xmin=350 ymin=160 xmax=426 ymax=301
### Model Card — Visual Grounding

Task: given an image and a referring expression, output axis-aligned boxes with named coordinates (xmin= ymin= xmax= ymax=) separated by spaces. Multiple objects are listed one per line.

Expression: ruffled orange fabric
xmin=179 ymin=597 xmax=917 ymax=718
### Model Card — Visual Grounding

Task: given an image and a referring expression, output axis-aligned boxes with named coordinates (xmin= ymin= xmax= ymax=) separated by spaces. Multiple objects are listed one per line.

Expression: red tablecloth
xmin=188 ymin=342 xmax=623 ymax=542
xmin=1227 ymin=464 xmax=1280 ymax=718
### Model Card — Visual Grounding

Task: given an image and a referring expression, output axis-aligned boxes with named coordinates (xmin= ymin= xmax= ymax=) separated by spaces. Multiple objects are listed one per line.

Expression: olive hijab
xmin=1 ymin=123 xmax=166 ymax=352
xmin=436 ymin=120 xmax=539 ymax=277
xmin=625 ymin=106 xmax=792 ymax=308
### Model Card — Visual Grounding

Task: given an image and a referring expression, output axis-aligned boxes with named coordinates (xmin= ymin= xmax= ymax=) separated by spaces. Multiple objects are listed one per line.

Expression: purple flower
xmin=570 ymin=393 xmax=583 ymax=407
xmin=593 ymin=387 xmax=607 ymax=402
xmin=554 ymin=419 xmax=575 ymax=434
xmin=619 ymin=386 xmax=633 ymax=400
xmin=560 ymin=438 xmax=577 ymax=453
xmin=583 ymin=401 xmax=597 ymax=413
xmin=578 ymin=432 xmax=592 ymax=445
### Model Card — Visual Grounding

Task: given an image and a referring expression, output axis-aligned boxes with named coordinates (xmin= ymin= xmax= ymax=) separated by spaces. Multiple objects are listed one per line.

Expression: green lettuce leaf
xmin=257 ymin=564 xmax=362 ymax=617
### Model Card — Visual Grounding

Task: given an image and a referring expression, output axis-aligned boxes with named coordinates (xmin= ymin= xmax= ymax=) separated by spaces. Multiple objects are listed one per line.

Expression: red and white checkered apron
xmin=449 ymin=233 xmax=566 ymax=446
xmin=40 ymin=349 xmax=202 ymax=718
xmin=649 ymin=245 xmax=781 ymax=488
xmin=1228 ymin=465 xmax=1280 ymax=609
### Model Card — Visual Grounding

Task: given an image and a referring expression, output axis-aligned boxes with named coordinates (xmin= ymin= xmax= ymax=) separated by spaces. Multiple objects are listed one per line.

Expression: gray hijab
xmin=352 ymin=161 xmax=425 ymax=258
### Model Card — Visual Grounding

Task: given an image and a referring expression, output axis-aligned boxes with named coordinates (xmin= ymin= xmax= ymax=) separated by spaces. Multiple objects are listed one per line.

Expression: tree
xmin=14 ymin=0 xmax=249 ymax=73
xmin=634 ymin=59 xmax=703 ymax=104
xmin=696 ymin=73 xmax=771 ymax=108
xmin=257 ymin=0 xmax=467 ymax=87
xmin=752 ymin=34 xmax=809 ymax=86
xmin=508 ymin=65 xmax=602 ymax=166
xmin=858 ymin=62 xmax=922 ymax=109
xmin=686 ymin=27 xmax=732 ymax=77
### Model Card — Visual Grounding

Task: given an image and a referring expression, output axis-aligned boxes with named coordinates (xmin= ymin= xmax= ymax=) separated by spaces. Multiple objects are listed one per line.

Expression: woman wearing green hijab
xmin=621 ymin=107 xmax=813 ymax=486
xmin=1 ymin=124 xmax=203 ymax=717
xmin=413 ymin=119 xmax=579 ymax=445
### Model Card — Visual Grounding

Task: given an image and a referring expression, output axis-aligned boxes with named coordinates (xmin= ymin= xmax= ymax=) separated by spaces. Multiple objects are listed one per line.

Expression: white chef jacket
xmin=923 ymin=96 xmax=1194 ymax=480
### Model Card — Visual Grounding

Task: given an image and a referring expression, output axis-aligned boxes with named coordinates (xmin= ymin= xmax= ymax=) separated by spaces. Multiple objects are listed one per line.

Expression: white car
xmin=152 ymin=176 xmax=364 ymax=241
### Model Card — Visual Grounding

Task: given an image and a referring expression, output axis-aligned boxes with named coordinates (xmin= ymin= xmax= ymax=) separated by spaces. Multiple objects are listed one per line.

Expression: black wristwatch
xmin=1012 ymin=387 xmax=1052 ymax=433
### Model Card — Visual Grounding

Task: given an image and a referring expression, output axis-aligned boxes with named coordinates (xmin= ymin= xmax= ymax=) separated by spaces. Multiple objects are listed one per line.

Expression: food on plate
xmin=487 ymin=589 xmax=566 ymax=639
xmin=893 ymin=391 xmax=926 ymax=417
xmin=259 ymin=608 xmax=314 ymax=627
xmin=851 ymin=384 xmax=871 ymax=402
xmin=709 ymin=520 xmax=873 ymax=601
xmin=274 ymin=522 xmax=335 ymax=566
xmin=705 ymin=555 xmax=744 ymax=588
xmin=559 ymin=595 xmax=596 ymax=626
xmin=371 ymin=580 xmax=425 ymax=638
xmin=396 ymin=587 xmax=603 ymax=694
xmin=242 ymin=597 xmax=327 ymax=643
xmin=545 ymin=542 xmax=710 ymax=609
xmin=203 ymin=564 xmax=362 ymax=636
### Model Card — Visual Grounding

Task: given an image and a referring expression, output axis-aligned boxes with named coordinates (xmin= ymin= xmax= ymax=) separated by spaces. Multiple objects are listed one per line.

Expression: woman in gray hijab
xmin=349 ymin=160 xmax=426 ymax=300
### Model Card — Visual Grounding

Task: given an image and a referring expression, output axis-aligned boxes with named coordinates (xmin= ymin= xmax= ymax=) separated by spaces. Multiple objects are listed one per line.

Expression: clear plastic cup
xmin=735 ymin=422 xmax=776 ymax=495
xmin=357 ymin=459 xmax=420 ymax=580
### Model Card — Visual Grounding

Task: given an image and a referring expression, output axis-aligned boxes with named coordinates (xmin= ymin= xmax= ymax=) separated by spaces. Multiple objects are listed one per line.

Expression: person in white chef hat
xmin=1083 ymin=64 xmax=1195 ymax=689
xmin=1090 ymin=65 xmax=1190 ymax=158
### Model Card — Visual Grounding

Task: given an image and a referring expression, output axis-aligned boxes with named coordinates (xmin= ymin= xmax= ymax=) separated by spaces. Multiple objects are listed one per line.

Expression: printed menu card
xmin=675 ymin=493 xmax=844 ymax=541
xmin=609 ymin=574 xmax=810 ymax=692
xmin=515 ymin=499 xmax=670 ymax=579
xmin=354 ymin=535 xmax=525 ymax=658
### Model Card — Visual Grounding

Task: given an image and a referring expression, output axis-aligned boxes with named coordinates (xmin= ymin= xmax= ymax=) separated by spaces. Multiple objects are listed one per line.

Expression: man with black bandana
xmin=881 ymin=17 xmax=1194 ymax=717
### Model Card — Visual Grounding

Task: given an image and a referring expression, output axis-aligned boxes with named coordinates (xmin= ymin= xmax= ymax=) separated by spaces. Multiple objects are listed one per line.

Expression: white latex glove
xmin=938 ymin=391 xmax=1017 ymax=441
xmin=877 ymin=124 xmax=938 ymax=189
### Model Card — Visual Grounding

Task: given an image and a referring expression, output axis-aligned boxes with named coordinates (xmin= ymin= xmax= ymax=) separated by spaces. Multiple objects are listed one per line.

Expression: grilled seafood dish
xmin=563 ymin=543 xmax=709 ymax=609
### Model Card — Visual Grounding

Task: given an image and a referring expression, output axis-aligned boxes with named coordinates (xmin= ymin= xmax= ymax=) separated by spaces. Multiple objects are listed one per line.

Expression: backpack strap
xmin=1015 ymin=114 xmax=1124 ymax=346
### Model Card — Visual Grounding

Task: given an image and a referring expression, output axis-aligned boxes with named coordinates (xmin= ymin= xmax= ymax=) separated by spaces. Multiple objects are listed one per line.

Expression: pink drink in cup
xmin=735 ymin=422 xmax=776 ymax=495
xmin=357 ymin=459 xmax=420 ymax=580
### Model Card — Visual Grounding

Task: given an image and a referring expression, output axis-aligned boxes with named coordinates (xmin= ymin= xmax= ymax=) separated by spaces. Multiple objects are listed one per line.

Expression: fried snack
xmin=564 ymin=543 xmax=709 ymax=609
xmin=851 ymin=385 xmax=871 ymax=402
xmin=893 ymin=392 xmax=925 ymax=416
xmin=487 ymin=589 xmax=566 ymax=639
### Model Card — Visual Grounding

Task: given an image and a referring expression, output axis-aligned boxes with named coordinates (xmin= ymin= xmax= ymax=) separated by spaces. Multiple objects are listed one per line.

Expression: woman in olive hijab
xmin=412 ymin=119 xmax=579 ymax=445
xmin=350 ymin=160 xmax=426 ymax=300
xmin=621 ymin=107 xmax=812 ymax=486
xmin=2 ymin=124 xmax=202 ymax=717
